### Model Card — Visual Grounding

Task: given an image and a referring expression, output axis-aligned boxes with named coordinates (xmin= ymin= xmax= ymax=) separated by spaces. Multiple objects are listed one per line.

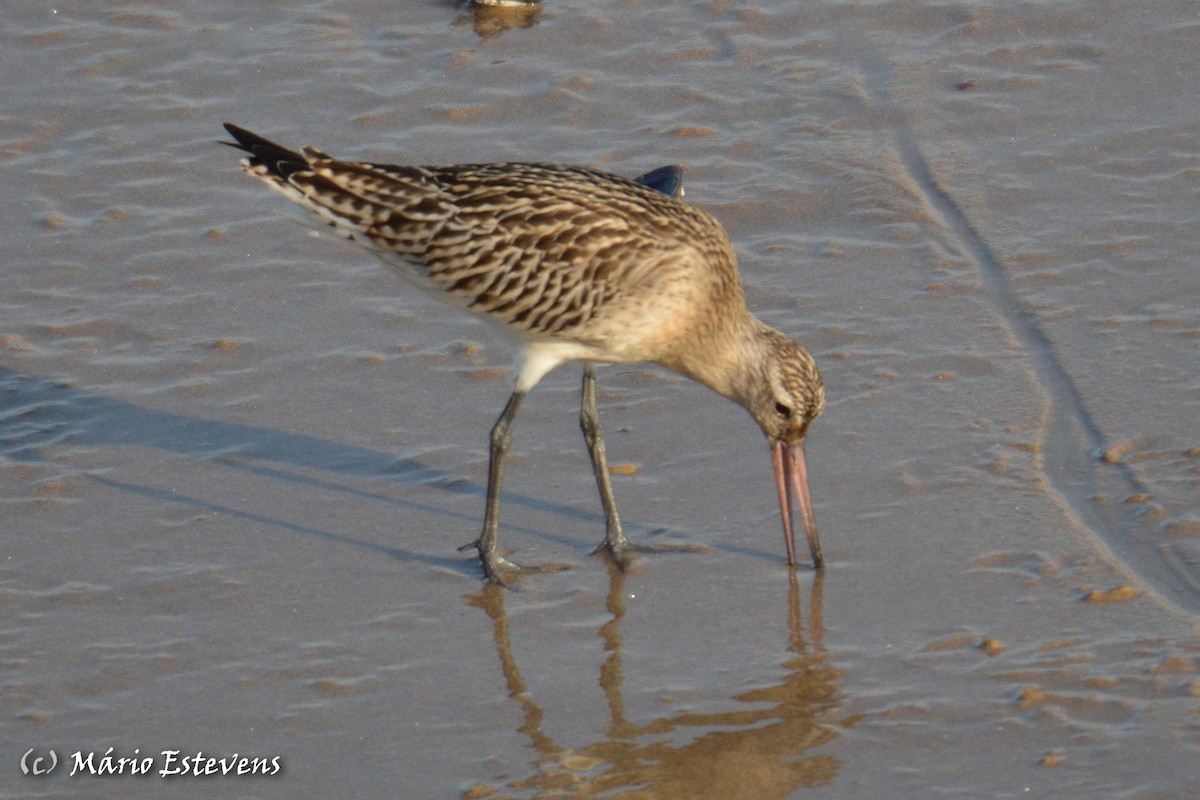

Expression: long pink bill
xmin=771 ymin=440 xmax=823 ymax=569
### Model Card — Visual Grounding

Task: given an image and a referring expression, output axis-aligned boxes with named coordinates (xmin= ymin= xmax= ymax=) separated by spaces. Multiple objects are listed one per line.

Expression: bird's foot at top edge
xmin=592 ymin=530 xmax=710 ymax=571
xmin=458 ymin=539 xmax=573 ymax=585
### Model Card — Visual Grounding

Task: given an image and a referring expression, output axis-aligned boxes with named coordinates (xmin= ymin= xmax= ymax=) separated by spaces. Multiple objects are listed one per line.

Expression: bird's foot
xmin=592 ymin=530 xmax=710 ymax=571
xmin=458 ymin=539 xmax=573 ymax=586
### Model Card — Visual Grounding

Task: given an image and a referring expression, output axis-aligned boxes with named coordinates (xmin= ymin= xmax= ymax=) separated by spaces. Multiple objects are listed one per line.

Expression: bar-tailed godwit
xmin=223 ymin=123 xmax=824 ymax=583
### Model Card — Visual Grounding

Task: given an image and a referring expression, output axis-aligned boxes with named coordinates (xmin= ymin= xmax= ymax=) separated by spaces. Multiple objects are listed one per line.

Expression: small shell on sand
xmin=1082 ymin=585 xmax=1142 ymax=603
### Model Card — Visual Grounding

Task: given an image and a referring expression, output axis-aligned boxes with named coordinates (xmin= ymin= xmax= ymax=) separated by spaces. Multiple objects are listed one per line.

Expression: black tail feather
xmin=222 ymin=123 xmax=308 ymax=178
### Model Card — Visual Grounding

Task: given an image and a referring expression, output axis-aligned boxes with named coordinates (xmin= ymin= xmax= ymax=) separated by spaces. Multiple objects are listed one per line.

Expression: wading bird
xmin=223 ymin=123 xmax=824 ymax=583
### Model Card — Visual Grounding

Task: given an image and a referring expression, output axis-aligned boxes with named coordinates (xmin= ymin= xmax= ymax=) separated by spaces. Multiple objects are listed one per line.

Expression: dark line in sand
xmin=890 ymin=124 xmax=1111 ymax=452
xmin=852 ymin=50 xmax=1200 ymax=616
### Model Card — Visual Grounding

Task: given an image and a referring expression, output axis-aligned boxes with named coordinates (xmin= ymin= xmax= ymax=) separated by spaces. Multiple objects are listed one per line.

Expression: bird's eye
xmin=774 ymin=401 xmax=792 ymax=418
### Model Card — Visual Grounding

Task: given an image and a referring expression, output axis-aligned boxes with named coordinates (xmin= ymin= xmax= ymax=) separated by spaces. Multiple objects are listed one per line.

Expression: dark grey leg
xmin=460 ymin=388 xmax=569 ymax=583
xmin=581 ymin=363 xmax=709 ymax=566
xmin=580 ymin=363 xmax=632 ymax=559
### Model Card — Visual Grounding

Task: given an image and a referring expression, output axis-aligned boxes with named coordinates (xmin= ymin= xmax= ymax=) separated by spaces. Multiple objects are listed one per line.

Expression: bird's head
xmin=746 ymin=329 xmax=824 ymax=568
xmin=750 ymin=332 xmax=824 ymax=444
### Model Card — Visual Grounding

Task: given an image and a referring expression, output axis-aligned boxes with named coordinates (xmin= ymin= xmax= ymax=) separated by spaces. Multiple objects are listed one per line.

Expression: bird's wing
xmin=227 ymin=125 xmax=716 ymax=338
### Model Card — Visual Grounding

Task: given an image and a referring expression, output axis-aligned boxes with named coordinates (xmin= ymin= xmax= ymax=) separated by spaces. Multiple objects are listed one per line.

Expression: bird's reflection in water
xmin=464 ymin=568 xmax=841 ymax=797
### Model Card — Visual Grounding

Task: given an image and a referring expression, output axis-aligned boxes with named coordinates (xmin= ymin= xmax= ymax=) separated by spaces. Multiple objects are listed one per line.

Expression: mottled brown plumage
xmin=223 ymin=123 xmax=824 ymax=582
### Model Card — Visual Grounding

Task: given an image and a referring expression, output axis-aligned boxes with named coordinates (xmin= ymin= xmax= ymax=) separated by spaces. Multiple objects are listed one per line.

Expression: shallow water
xmin=3 ymin=1 xmax=1199 ymax=797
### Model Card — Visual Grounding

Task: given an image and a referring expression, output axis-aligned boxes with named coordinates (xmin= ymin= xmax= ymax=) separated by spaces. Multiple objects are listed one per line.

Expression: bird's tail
xmin=222 ymin=123 xmax=311 ymax=180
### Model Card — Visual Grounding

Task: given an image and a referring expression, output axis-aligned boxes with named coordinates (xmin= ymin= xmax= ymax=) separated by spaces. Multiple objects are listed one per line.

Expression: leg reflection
xmin=464 ymin=569 xmax=843 ymax=797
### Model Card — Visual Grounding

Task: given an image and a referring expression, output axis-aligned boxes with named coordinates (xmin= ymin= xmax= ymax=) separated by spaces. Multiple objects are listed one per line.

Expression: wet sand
xmin=3 ymin=1 xmax=1199 ymax=797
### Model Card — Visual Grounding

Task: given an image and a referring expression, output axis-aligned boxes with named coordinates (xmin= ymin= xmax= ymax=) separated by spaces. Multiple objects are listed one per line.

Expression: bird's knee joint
xmin=580 ymin=413 xmax=601 ymax=446
xmin=491 ymin=421 xmax=514 ymax=452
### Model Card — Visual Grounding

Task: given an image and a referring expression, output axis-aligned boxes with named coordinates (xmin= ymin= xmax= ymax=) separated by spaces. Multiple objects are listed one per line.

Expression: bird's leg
xmin=581 ymin=363 xmax=630 ymax=560
xmin=581 ymin=363 xmax=708 ymax=568
xmin=459 ymin=388 xmax=570 ymax=584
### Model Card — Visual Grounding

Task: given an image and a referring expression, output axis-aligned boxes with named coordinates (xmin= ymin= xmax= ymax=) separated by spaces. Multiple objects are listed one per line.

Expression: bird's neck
xmin=669 ymin=313 xmax=777 ymax=411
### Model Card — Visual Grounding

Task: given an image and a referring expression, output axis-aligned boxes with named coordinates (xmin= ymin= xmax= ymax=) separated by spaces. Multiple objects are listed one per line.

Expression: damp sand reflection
xmin=464 ymin=569 xmax=842 ymax=797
